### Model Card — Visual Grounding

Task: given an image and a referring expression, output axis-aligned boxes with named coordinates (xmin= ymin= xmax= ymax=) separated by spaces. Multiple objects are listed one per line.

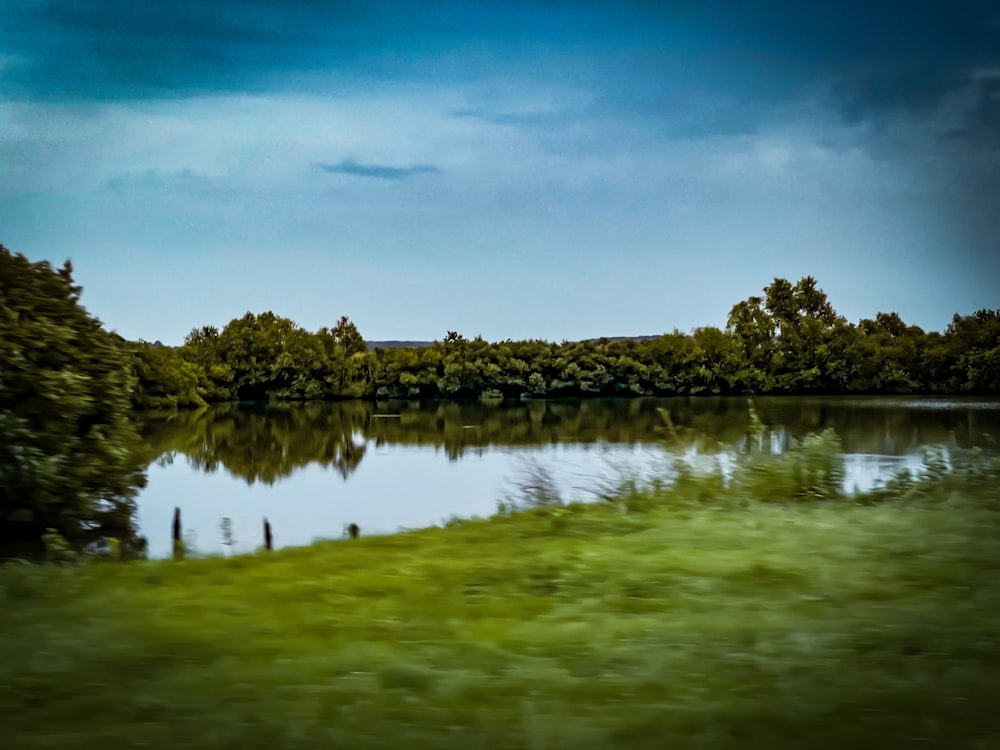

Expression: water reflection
xmin=142 ymin=402 xmax=367 ymax=483
xmin=142 ymin=396 xmax=1000 ymax=483
xmin=136 ymin=397 xmax=1000 ymax=557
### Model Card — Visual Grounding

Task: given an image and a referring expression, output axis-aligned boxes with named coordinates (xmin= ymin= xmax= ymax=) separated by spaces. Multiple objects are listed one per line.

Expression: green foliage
xmin=129 ymin=341 xmax=206 ymax=409
xmin=329 ymin=315 xmax=368 ymax=357
xmin=41 ymin=528 xmax=78 ymax=564
xmin=120 ymin=276 xmax=999 ymax=407
xmin=948 ymin=309 xmax=1000 ymax=393
xmin=174 ymin=312 xmax=374 ymax=402
xmin=0 ymin=245 xmax=147 ymax=558
xmin=736 ymin=429 xmax=845 ymax=502
xmin=507 ymin=460 xmax=563 ymax=509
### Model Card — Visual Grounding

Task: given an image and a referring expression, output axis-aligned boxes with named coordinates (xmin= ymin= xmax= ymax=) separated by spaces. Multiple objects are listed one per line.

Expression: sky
xmin=1 ymin=1 xmax=997 ymax=344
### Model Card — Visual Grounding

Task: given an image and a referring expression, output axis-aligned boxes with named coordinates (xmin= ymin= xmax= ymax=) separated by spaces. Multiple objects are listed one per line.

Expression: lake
xmin=137 ymin=396 xmax=1000 ymax=557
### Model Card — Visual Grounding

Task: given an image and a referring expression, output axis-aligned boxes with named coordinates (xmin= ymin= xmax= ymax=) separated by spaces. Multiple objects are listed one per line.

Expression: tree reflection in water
xmin=139 ymin=396 xmax=1000 ymax=485
xmin=140 ymin=402 xmax=369 ymax=484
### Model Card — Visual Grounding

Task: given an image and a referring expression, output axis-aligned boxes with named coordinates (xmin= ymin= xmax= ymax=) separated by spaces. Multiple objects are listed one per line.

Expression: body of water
xmin=136 ymin=396 xmax=1000 ymax=557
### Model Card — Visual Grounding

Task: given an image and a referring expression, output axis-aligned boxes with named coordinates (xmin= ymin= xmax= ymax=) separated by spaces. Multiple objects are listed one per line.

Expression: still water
xmin=137 ymin=397 xmax=1000 ymax=557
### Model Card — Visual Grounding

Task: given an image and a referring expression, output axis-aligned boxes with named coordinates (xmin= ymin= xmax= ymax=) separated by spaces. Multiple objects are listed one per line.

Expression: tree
xmin=947 ymin=309 xmax=1000 ymax=393
xmin=853 ymin=313 xmax=924 ymax=392
xmin=129 ymin=340 xmax=206 ymax=409
xmin=763 ymin=276 xmax=848 ymax=391
xmin=214 ymin=311 xmax=306 ymax=400
xmin=0 ymin=246 xmax=147 ymax=558
xmin=726 ymin=295 xmax=776 ymax=391
xmin=331 ymin=316 xmax=367 ymax=357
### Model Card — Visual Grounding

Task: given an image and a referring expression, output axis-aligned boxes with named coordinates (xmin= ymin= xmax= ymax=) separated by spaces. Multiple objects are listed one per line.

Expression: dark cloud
xmin=2 ymin=0 xmax=998 ymax=132
xmin=963 ymin=72 xmax=1000 ymax=148
xmin=0 ymin=1 xmax=615 ymax=100
xmin=693 ymin=1 xmax=999 ymax=121
xmin=2 ymin=0 xmax=999 ymax=202
xmin=564 ymin=2 xmax=999 ymax=131
xmin=0 ymin=1 xmax=379 ymax=99
xmin=316 ymin=160 xmax=440 ymax=180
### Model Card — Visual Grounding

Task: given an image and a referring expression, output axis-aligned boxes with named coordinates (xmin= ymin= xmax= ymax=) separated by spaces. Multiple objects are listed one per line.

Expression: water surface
xmin=137 ymin=396 xmax=1000 ymax=557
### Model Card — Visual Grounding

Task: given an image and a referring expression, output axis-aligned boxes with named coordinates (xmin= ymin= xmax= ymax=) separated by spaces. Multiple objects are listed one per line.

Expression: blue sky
xmin=1 ymin=1 xmax=997 ymax=343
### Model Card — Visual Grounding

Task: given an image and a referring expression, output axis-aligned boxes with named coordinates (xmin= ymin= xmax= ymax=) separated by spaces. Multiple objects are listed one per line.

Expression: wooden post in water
xmin=263 ymin=517 xmax=273 ymax=551
xmin=172 ymin=507 xmax=184 ymax=560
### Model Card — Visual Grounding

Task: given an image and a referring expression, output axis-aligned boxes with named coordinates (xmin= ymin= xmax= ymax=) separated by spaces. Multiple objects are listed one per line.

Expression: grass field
xmin=2 ymin=452 xmax=1000 ymax=749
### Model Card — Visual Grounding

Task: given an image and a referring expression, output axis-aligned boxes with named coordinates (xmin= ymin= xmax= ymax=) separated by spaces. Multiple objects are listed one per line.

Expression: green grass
xmin=2 ymin=486 xmax=1000 ymax=749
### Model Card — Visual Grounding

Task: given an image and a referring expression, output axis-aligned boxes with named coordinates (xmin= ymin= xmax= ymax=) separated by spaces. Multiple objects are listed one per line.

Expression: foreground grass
xmin=2 ymin=493 xmax=1000 ymax=749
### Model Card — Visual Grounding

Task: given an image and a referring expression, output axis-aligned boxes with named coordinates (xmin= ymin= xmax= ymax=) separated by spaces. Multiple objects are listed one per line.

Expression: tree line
xmin=1 ymin=242 xmax=997 ymax=558
xmin=131 ymin=276 xmax=1000 ymax=408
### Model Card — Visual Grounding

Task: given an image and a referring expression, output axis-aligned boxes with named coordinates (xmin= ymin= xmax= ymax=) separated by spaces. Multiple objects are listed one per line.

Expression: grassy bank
xmin=2 ymin=471 xmax=1000 ymax=748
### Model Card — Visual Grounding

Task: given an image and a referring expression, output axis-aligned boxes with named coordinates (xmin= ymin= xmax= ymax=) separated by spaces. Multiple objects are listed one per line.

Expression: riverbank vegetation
xmin=132 ymin=276 xmax=1000 ymax=408
xmin=2 ymin=443 xmax=999 ymax=748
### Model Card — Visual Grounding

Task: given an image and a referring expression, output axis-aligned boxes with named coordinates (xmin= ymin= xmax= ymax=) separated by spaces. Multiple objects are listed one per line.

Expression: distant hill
xmin=583 ymin=335 xmax=662 ymax=344
xmin=366 ymin=340 xmax=436 ymax=350
xmin=366 ymin=335 xmax=663 ymax=350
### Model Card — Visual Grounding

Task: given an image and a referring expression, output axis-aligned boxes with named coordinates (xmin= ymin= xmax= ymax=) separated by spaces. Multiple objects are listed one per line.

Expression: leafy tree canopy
xmin=0 ymin=246 xmax=146 ymax=558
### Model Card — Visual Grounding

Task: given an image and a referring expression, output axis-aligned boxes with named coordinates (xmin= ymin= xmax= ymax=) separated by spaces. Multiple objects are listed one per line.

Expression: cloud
xmin=629 ymin=1 xmax=1000 ymax=125
xmin=4 ymin=0 xmax=997 ymax=163
xmin=0 ymin=1 xmax=624 ymax=101
xmin=451 ymin=107 xmax=577 ymax=128
xmin=0 ymin=1 xmax=364 ymax=99
xmin=954 ymin=69 xmax=1000 ymax=148
xmin=316 ymin=160 xmax=440 ymax=180
xmin=100 ymin=168 xmax=210 ymax=195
